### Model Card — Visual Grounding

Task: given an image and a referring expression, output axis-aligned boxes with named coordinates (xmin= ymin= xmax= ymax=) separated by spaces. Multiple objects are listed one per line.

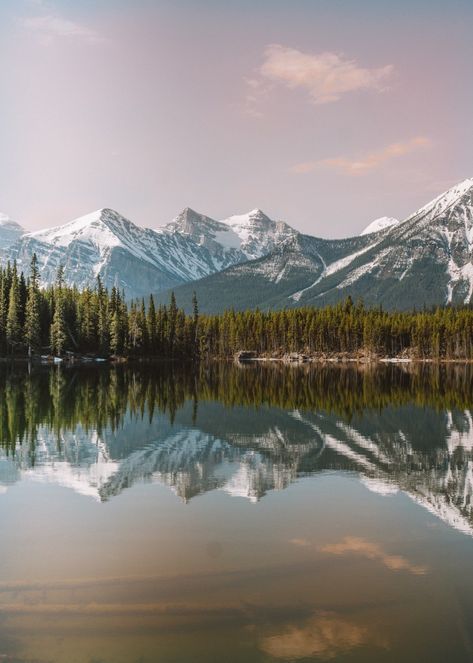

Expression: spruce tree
xmin=50 ymin=298 xmax=67 ymax=356
xmin=169 ymin=292 xmax=178 ymax=356
xmin=50 ymin=265 xmax=67 ymax=356
xmin=192 ymin=291 xmax=199 ymax=358
xmin=147 ymin=295 xmax=157 ymax=351
xmin=6 ymin=267 xmax=21 ymax=354
xmin=25 ymin=254 xmax=42 ymax=356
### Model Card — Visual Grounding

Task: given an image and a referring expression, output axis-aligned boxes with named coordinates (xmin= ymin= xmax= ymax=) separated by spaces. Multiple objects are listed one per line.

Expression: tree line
xmin=2 ymin=256 xmax=473 ymax=359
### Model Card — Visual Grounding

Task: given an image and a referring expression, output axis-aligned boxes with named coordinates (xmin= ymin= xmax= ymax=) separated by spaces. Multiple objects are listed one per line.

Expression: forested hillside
xmin=2 ymin=256 xmax=473 ymax=360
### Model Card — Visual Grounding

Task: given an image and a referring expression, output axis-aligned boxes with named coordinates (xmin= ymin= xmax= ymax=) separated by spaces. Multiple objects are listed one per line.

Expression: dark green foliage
xmin=25 ymin=254 xmax=42 ymax=355
xmin=2 ymin=260 xmax=473 ymax=360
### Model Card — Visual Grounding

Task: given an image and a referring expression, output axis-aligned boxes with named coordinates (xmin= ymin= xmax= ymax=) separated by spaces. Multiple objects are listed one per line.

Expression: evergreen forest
xmin=2 ymin=256 xmax=473 ymax=360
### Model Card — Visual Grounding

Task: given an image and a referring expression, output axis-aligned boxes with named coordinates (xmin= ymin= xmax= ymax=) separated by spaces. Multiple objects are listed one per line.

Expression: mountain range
xmin=1 ymin=177 xmax=473 ymax=310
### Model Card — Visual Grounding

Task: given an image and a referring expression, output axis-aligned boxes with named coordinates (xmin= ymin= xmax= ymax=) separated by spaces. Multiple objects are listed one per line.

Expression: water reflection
xmin=260 ymin=612 xmax=389 ymax=661
xmin=318 ymin=537 xmax=427 ymax=575
xmin=0 ymin=363 xmax=473 ymax=537
xmin=1 ymin=364 xmax=473 ymax=662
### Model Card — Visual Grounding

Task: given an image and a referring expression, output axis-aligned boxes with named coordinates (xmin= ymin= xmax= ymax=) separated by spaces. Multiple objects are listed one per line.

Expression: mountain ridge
xmin=1 ymin=177 xmax=473 ymax=308
xmin=158 ymin=178 xmax=473 ymax=312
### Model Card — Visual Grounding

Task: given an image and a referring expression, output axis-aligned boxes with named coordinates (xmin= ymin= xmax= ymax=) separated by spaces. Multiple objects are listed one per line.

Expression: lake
xmin=0 ymin=362 xmax=472 ymax=662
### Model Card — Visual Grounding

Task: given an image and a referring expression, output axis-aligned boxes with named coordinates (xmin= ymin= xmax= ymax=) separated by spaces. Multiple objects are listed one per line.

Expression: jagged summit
xmin=220 ymin=208 xmax=297 ymax=260
xmin=170 ymin=206 xmax=214 ymax=225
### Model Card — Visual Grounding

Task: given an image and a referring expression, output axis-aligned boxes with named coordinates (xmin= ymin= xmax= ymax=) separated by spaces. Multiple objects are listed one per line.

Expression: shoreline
xmin=233 ymin=351 xmax=473 ymax=365
xmin=1 ymin=354 xmax=473 ymax=365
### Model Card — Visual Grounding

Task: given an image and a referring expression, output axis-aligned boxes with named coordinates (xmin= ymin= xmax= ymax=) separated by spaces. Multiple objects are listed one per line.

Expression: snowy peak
xmin=164 ymin=206 xmax=299 ymax=262
xmin=360 ymin=216 xmax=399 ymax=236
xmin=221 ymin=208 xmax=298 ymax=260
xmin=164 ymin=208 xmax=245 ymax=268
xmin=168 ymin=207 xmax=217 ymax=234
xmin=28 ymin=208 xmax=152 ymax=248
xmin=0 ymin=212 xmax=24 ymax=248
xmin=0 ymin=212 xmax=23 ymax=229
xmin=165 ymin=208 xmax=242 ymax=251
xmin=408 ymin=178 xmax=473 ymax=224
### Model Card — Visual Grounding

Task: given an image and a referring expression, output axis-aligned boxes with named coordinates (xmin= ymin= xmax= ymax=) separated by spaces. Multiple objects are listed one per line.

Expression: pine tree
xmin=147 ymin=295 xmax=157 ymax=352
xmin=25 ymin=254 xmax=42 ymax=356
xmin=6 ymin=266 xmax=21 ymax=354
xmin=192 ymin=291 xmax=199 ymax=358
xmin=50 ymin=265 xmax=67 ymax=356
xmin=110 ymin=310 xmax=122 ymax=355
xmin=50 ymin=299 xmax=67 ymax=356
xmin=97 ymin=280 xmax=110 ymax=356
xmin=169 ymin=292 xmax=178 ymax=356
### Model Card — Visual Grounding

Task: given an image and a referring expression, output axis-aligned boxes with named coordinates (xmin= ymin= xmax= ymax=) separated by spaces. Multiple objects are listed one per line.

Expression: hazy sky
xmin=1 ymin=0 xmax=472 ymax=237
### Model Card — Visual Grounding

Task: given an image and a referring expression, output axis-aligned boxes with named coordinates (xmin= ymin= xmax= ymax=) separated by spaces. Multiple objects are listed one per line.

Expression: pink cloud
xmin=260 ymin=45 xmax=394 ymax=105
xmin=292 ymin=137 xmax=432 ymax=176
xmin=260 ymin=612 xmax=388 ymax=660
xmin=319 ymin=536 xmax=427 ymax=575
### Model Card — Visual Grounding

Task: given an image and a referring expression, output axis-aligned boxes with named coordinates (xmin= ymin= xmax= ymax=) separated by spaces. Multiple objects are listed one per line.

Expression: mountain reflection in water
xmin=0 ymin=362 xmax=472 ymax=535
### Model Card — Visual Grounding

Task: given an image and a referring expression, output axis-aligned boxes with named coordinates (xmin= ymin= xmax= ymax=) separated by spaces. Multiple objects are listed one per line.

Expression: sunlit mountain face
xmin=1 ymin=363 xmax=472 ymax=536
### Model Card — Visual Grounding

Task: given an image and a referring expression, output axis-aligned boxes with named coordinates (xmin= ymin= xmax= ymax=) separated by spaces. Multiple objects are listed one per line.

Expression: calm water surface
xmin=0 ymin=363 xmax=473 ymax=662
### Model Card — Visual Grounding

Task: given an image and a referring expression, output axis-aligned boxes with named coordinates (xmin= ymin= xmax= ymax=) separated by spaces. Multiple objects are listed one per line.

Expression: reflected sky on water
xmin=0 ymin=363 xmax=472 ymax=662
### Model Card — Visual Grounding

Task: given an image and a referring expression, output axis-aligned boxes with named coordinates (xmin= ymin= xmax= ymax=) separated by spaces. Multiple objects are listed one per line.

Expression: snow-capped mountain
xmin=7 ymin=208 xmax=220 ymax=298
xmin=1 ymin=207 xmax=297 ymax=299
xmin=360 ymin=216 xmax=399 ymax=236
xmin=166 ymin=178 xmax=473 ymax=312
xmin=2 ymin=176 xmax=473 ymax=308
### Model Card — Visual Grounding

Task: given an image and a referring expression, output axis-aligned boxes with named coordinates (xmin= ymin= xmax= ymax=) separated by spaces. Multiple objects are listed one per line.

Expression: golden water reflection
xmin=0 ymin=364 xmax=473 ymax=661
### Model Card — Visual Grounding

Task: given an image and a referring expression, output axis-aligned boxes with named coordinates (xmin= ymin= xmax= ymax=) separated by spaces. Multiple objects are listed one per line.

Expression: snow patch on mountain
xmin=336 ymin=248 xmax=391 ymax=289
xmin=447 ymin=259 xmax=473 ymax=304
xmin=291 ymin=258 xmax=327 ymax=302
xmin=213 ymin=228 xmax=243 ymax=250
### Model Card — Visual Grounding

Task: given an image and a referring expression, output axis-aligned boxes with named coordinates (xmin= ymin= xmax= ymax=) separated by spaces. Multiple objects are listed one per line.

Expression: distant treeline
xmin=2 ymin=256 xmax=473 ymax=359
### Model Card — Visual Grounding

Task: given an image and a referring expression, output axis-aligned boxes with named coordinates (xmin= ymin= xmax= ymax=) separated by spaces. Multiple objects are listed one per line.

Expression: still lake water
xmin=0 ymin=362 xmax=473 ymax=662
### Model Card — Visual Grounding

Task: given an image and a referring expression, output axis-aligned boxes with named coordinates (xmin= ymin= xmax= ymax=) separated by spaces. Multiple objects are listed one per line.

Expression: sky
xmin=1 ymin=0 xmax=472 ymax=237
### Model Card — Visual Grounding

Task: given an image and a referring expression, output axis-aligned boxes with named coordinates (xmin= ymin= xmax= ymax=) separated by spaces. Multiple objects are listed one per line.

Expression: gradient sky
xmin=1 ymin=0 xmax=472 ymax=237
